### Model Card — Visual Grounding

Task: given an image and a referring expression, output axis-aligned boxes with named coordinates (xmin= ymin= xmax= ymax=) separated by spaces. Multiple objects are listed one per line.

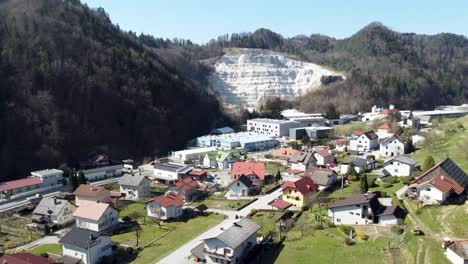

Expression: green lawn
xmin=191 ymin=199 xmax=252 ymax=210
xmin=249 ymin=211 xmax=285 ymax=236
xmin=445 ymin=203 xmax=468 ymax=237
xmin=119 ymin=203 xmax=147 ymax=221
xmin=411 ymin=116 xmax=468 ymax=172
xmin=26 ymin=243 xmax=62 ymax=256
xmin=265 ymin=162 xmax=289 ymax=175
xmin=334 ymin=122 xmax=372 ymax=136
xmin=130 ymin=214 xmax=224 ymax=264
xmin=329 ymin=177 xmax=404 ymax=200
xmin=112 ymin=224 xmax=168 ymax=248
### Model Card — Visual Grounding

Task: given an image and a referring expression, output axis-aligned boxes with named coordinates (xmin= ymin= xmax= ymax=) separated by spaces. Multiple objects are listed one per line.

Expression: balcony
xmin=203 ymin=248 xmax=234 ymax=260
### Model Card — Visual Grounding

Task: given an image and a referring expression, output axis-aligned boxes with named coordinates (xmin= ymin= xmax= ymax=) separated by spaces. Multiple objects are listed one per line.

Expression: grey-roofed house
xmin=202 ymin=218 xmax=260 ymax=264
xmin=226 ymin=175 xmax=253 ymax=198
xmin=340 ymin=158 xmax=378 ymax=174
xmin=119 ymin=174 xmax=151 ymax=199
xmin=289 ymin=152 xmax=316 ymax=171
xmin=59 ymin=227 xmax=112 ymax=264
xmin=32 ymin=197 xmax=76 ymax=228
xmin=383 ymin=155 xmax=417 ymax=177
xmin=304 ymin=167 xmax=337 ymax=190
xmin=411 ymin=158 xmax=468 ymax=190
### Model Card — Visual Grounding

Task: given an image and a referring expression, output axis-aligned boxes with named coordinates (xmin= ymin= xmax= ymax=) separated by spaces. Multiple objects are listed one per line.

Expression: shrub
xmin=312 ymin=224 xmax=324 ymax=230
xmin=40 ymin=253 xmax=49 ymax=258
xmin=3 ymin=241 xmax=14 ymax=249
xmin=338 ymin=225 xmax=354 ymax=236
xmin=415 ymin=209 xmax=422 ymax=215
xmin=401 ymin=176 xmax=414 ymax=182
xmin=391 ymin=225 xmax=403 ymax=235
xmin=348 ymin=175 xmax=358 ymax=181
xmin=366 ymin=155 xmax=375 ymax=160
xmin=356 ymin=230 xmax=368 ymax=240
xmin=344 ymin=237 xmax=355 ymax=246
xmin=381 ymin=182 xmax=393 ymax=188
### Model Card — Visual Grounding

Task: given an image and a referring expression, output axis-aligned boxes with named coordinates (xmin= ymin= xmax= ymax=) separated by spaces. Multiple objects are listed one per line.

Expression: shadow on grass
xmin=247 ymin=240 xmax=285 ymax=264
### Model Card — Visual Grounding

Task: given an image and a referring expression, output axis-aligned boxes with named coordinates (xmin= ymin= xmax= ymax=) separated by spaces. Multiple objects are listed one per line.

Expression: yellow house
xmin=282 ymin=177 xmax=318 ymax=207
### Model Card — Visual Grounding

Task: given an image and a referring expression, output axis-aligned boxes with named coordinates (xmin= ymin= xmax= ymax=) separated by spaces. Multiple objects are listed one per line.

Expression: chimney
xmin=441 ymin=175 xmax=444 ymax=180
xmin=89 ymin=234 xmax=94 ymax=240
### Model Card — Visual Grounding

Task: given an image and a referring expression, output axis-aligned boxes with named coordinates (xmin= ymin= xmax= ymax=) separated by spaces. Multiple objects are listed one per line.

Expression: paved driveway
xmin=156 ymin=188 xmax=283 ymax=264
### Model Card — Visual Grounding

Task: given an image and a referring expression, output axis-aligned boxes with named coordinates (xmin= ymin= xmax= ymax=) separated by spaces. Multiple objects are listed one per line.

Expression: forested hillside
xmin=206 ymin=24 xmax=468 ymax=113
xmin=0 ymin=0 xmax=227 ymax=179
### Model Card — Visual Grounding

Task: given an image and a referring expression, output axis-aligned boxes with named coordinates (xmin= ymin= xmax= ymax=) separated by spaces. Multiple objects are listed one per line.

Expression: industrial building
xmin=289 ymin=126 xmax=334 ymax=140
xmin=195 ymin=132 xmax=275 ymax=152
xmin=170 ymin=147 xmax=218 ymax=164
xmin=247 ymin=118 xmax=302 ymax=137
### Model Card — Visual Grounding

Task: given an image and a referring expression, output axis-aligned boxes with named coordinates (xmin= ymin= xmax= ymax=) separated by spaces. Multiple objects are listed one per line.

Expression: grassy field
xmin=112 ymin=224 xmax=168 ymax=248
xmin=191 ymin=199 xmax=253 ymax=210
xmin=119 ymin=203 xmax=147 ymax=221
xmin=329 ymin=176 xmax=405 ymax=200
xmin=411 ymin=116 xmax=468 ymax=172
xmin=265 ymin=162 xmax=289 ymax=174
xmin=334 ymin=122 xmax=372 ymax=136
xmin=249 ymin=211 xmax=285 ymax=236
xmin=26 ymin=243 xmax=62 ymax=256
xmin=130 ymin=214 xmax=224 ymax=264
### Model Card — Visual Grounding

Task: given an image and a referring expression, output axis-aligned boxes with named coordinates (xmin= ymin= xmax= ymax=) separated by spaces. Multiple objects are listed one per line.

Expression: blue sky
xmin=82 ymin=0 xmax=468 ymax=44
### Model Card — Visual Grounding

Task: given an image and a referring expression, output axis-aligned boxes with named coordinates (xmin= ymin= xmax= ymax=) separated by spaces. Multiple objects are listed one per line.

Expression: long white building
xmin=170 ymin=147 xmax=217 ymax=164
xmin=247 ymin=118 xmax=302 ymax=137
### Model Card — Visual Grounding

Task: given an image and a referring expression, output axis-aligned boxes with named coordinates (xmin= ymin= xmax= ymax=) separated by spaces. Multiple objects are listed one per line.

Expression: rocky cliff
xmin=209 ymin=49 xmax=345 ymax=106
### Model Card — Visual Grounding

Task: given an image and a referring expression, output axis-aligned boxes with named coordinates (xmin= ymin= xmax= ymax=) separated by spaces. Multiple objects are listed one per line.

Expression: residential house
xmin=379 ymin=135 xmax=407 ymax=158
xmin=230 ymin=162 xmax=265 ymax=186
xmin=119 ymin=174 xmax=151 ymax=199
xmin=147 ymin=192 xmax=184 ymax=220
xmin=313 ymin=149 xmax=335 ymax=167
xmin=73 ymin=184 xmax=111 ymax=207
xmin=328 ymin=193 xmax=405 ymax=226
xmin=305 ymin=167 xmax=337 ymax=190
xmin=411 ymin=174 xmax=465 ymax=204
xmin=187 ymin=170 xmax=207 ymax=182
xmin=78 ymin=154 xmax=123 ymax=182
xmin=167 ymin=177 xmax=203 ymax=202
xmin=289 ymin=152 xmax=316 ymax=172
xmin=152 ymin=162 xmax=192 ymax=184
xmin=171 ymin=147 xmax=217 ymax=164
xmin=349 ymin=131 xmax=379 ymax=152
xmin=226 ymin=175 xmax=253 ymax=198
xmin=410 ymin=158 xmax=468 ymax=203
xmin=201 ymin=218 xmax=261 ymax=264
xmin=59 ymin=227 xmax=112 ymax=264
xmin=273 ymin=147 xmax=300 ymax=161
xmin=282 ymin=177 xmax=318 ymax=208
xmin=383 ymin=156 xmax=417 ymax=177
xmin=340 ymin=158 xmax=378 ymax=175
xmin=377 ymin=122 xmax=396 ymax=138
xmin=0 ymin=253 xmax=57 ymax=264
xmin=32 ymin=197 xmax=76 ymax=228
xmin=74 ymin=202 xmax=118 ymax=232
xmin=203 ymin=150 xmax=241 ymax=170
xmin=335 ymin=139 xmax=350 ymax=152
xmin=0 ymin=169 xmax=63 ymax=199
xmin=444 ymin=240 xmax=468 ymax=264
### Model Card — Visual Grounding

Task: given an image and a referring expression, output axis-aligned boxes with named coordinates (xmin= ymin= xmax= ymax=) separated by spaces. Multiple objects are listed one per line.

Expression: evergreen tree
xmin=77 ymin=171 xmax=87 ymax=185
xmin=422 ymin=156 xmax=435 ymax=171
xmin=324 ymin=104 xmax=340 ymax=119
xmin=275 ymin=170 xmax=281 ymax=183
xmin=69 ymin=175 xmax=79 ymax=190
xmin=360 ymin=174 xmax=369 ymax=193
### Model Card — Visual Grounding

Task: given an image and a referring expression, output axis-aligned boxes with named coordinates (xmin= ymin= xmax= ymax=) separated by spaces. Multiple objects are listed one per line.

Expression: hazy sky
xmin=82 ymin=0 xmax=468 ymax=44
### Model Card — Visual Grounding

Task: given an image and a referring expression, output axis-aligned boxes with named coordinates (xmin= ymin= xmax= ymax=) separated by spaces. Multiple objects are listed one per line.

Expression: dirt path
xmin=423 ymin=247 xmax=430 ymax=264
xmin=415 ymin=238 xmax=423 ymax=264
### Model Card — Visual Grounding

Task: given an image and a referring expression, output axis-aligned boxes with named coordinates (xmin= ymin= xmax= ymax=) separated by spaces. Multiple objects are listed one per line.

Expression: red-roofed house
xmin=74 ymin=202 xmax=118 ymax=232
xmin=0 ymin=169 xmax=63 ymax=199
xmin=167 ymin=177 xmax=203 ymax=202
xmin=445 ymin=240 xmax=468 ymax=264
xmin=313 ymin=149 xmax=335 ymax=166
xmin=0 ymin=253 xmax=57 ymax=264
xmin=230 ymin=162 xmax=266 ymax=183
xmin=335 ymin=139 xmax=350 ymax=152
xmin=282 ymin=177 xmax=318 ymax=207
xmin=147 ymin=192 xmax=184 ymax=220
xmin=413 ymin=174 xmax=465 ymax=204
xmin=187 ymin=170 xmax=207 ymax=181
xmin=73 ymin=184 xmax=111 ymax=207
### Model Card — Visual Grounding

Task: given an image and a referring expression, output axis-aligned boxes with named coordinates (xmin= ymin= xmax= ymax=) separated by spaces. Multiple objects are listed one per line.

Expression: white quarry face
xmin=209 ymin=48 xmax=345 ymax=107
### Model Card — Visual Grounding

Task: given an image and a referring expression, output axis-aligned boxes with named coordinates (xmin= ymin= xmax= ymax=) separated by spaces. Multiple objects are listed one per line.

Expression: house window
xmin=426 ymin=187 xmax=431 ymax=191
xmin=237 ymin=183 xmax=240 ymax=187
xmin=336 ymin=218 xmax=341 ymax=222
xmin=349 ymin=212 xmax=354 ymax=215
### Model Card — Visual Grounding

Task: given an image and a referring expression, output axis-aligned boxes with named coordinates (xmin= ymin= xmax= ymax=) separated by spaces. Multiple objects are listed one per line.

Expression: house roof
xmin=73 ymin=202 xmax=114 ymax=221
xmin=0 ymin=253 xmax=57 ymax=264
xmin=287 ymin=169 xmax=304 ymax=175
xmin=289 ymin=152 xmax=316 ymax=164
xmin=380 ymin=135 xmax=405 ymax=145
xmin=172 ymin=177 xmax=200 ymax=193
xmin=191 ymin=242 xmax=206 ymax=260
xmin=328 ymin=193 xmax=378 ymax=208
xmin=417 ymin=174 xmax=464 ymax=195
xmin=315 ymin=149 xmax=333 ymax=158
xmin=282 ymin=177 xmax=318 ymax=195
xmin=412 ymin=158 xmax=468 ymax=189
xmin=150 ymin=192 xmax=184 ymax=208
xmin=335 ymin=139 xmax=350 ymax=146
xmin=33 ymin=197 xmax=74 ymax=217
xmin=73 ymin=184 xmax=108 ymax=197
xmin=343 ymin=158 xmax=376 ymax=168
xmin=188 ymin=170 xmax=207 ymax=177
xmin=209 ymin=127 xmax=235 ymax=135
xmin=59 ymin=227 xmax=105 ymax=250
xmin=378 ymin=122 xmax=393 ymax=130
xmin=353 ymin=130 xmax=364 ymax=136
xmin=227 ymin=175 xmax=253 ymax=189
xmin=230 ymin=162 xmax=265 ymax=180
xmin=153 ymin=162 xmax=188 ymax=173
xmin=447 ymin=240 xmax=468 ymax=259
xmin=269 ymin=199 xmax=292 ymax=210
xmin=31 ymin=169 xmax=63 ymax=177
xmin=384 ymin=155 xmax=417 ymax=166
xmin=0 ymin=177 xmax=43 ymax=192
xmin=305 ymin=167 xmax=337 ymax=186
xmin=206 ymin=218 xmax=260 ymax=249
xmin=119 ymin=174 xmax=149 ymax=187
xmin=362 ymin=131 xmax=378 ymax=140
xmin=377 ymin=205 xmax=405 ymax=219
xmin=274 ymin=148 xmax=300 ymax=158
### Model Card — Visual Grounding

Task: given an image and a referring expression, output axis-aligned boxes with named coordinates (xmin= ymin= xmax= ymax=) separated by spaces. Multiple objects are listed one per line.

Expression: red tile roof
xmin=230 ymin=162 xmax=265 ymax=181
xmin=378 ymin=122 xmax=393 ymax=130
xmin=315 ymin=149 xmax=333 ymax=158
xmin=0 ymin=177 xmax=43 ymax=192
xmin=269 ymin=199 xmax=292 ymax=210
xmin=73 ymin=202 xmax=113 ymax=221
xmin=73 ymin=184 xmax=108 ymax=197
xmin=274 ymin=148 xmax=300 ymax=158
xmin=0 ymin=253 xmax=57 ymax=264
xmin=282 ymin=177 xmax=318 ymax=195
xmin=151 ymin=192 xmax=184 ymax=208
xmin=173 ymin=177 xmax=200 ymax=193
xmin=417 ymin=174 xmax=464 ymax=194
xmin=335 ymin=139 xmax=349 ymax=146
xmin=188 ymin=170 xmax=206 ymax=177
xmin=383 ymin=109 xmax=400 ymax=115
xmin=353 ymin=130 xmax=364 ymax=136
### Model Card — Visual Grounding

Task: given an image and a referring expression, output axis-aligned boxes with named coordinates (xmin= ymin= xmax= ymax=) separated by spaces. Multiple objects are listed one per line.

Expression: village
xmin=1 ymin=104 xmax=468 ymax=264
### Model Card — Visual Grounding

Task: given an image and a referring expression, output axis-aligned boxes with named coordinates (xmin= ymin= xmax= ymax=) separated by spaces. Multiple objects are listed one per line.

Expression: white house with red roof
xmin=335 ymin=139 xmax=349 ymax=152
xmin=0 ymin=169 xmax=63 ymax=200
xmin=379 ymin=135 xmax=407 ymax=158
xmin=74 ymin=202 xmax=118 ymax=232
xmin=230 ymin=162 xmax=265 ymax=185
xmin=377 ymin=122 xmax=396 ymax=138
xmin=411 ymin=174 xmax=465 ymax=204
xmin=73 ymin=184 xmax=111 ymax=207
xmin=349 ymin=131 xmax=379 ymax=152
xmin=147 ymin=192 xmax=184 ymax=220
xmin=167 ymin=177 xmax=203 ymax=202
xmin=313 ymin=149 xmax=335 ymax=167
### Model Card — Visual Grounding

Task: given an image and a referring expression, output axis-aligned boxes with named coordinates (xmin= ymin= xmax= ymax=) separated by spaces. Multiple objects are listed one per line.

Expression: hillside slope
xmin=0 ymin=0 xmax=226 ymax=179
xmin=209 ymin=48 xmax=345 ymax=106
